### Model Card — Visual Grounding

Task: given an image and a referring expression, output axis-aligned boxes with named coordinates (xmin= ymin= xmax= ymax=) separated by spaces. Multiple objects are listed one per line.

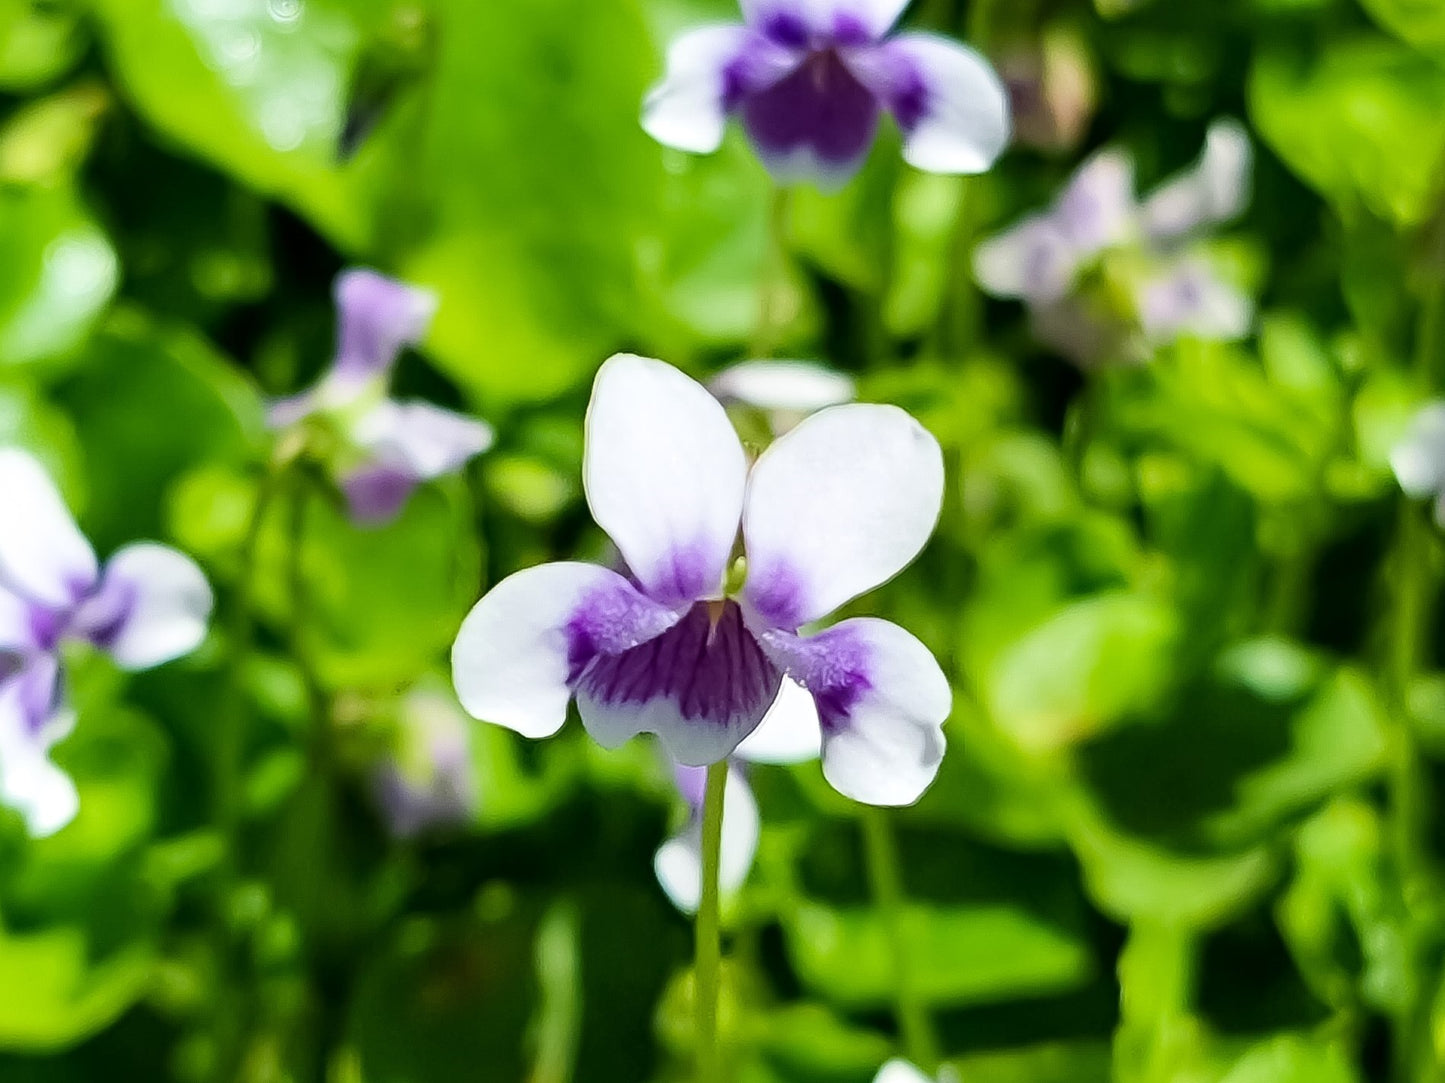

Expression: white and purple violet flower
xmin=643 ymin=0 xmax=1011 ymax=187
xmin=0 ymin=450 xmax=213 ymax=836
xmin=1391 ymin=403 xmax=1445 ymax=524
xmin=452 ymin=354 xmax=950 ymax=807
xmin=973 ymin=119 xmax=1254 ymax=367
xmin=269 ymin=269 xmax=494 ymax=526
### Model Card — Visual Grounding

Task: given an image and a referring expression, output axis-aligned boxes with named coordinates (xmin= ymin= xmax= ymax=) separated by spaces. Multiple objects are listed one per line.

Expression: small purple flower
xmin=453 ymin=354 xmax=950 ymax=806
xmin=269 ymin=270 xmax=494 ymax=526
xmin=0 ymin=449 xmax=213 ymax=836
xmin=655 ymin=679 xmax=822 ymax=912
xmin=643 ymin=0 xmax=1011 ymax=188
xmin=372 ymin=684 xmax=479 ymax=839
xmin=974 ymin=119 xmax=1253 ymax=366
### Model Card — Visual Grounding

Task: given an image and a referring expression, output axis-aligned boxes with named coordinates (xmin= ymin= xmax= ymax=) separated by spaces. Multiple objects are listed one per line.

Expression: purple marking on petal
xmin=573 ymin=601 xmax=782 ymax=733
xmin=0 ymin=651 xmax=22 ymax=686
xmin=832 ymin=13 xmax=873 ymax=47
xmin=742 ymin=560 xmax=808 ymax=632
xmin=27 ymin=605 xmax=64 ymax=653
xmin=565 ymin=581 xmax=682 ymax=679
xmin=760 ymin=11 xmax=810 ymax=48
xmin=673 ymin=762 xmax=709 ymax=810
xmin=757 ymin=625 xmax=872 ymax=735
xmin=68 ymin=574 xmax=137 ymax=653
xmin=342 ymin=465 xmax=419 ymax=526
xmin=333 ymin=269 xmax=438 ymax=384
xmin=14 ymin=655 xmax=61 ymax=739
xmin=741 ymin=48 xmax=881 ymax=181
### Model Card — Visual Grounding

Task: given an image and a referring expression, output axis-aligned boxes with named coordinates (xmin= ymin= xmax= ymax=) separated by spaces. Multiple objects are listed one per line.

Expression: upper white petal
xmin=643 ymin=26 xmax=751 ymax=154
xmin=812 ymin=619 xmax=951 ymax=806
xmin=710 ymin=360 xmax=856 ymax=415
xmin=884 ymin=33 xmax=1011 ymax=175
xmin=1141 ymin=118 xmax=1252 ymax=243
xmin=972 ymin=215 xmax=1079 ymax=303
xmin=352 ymin=400 xmax=495 ymax=480
xmin=452 ymin=562 xmax=679 ymax=740
xmin=654 ymin=767 xmax=760 ymax=913
xmin=1394 ymin=403 xmax=1445 ymax=498
xmin=874 ymin=1060 xmax=935 ymax=1083
xmin=0 ymin=449 xmax=97 ymax=608
xmin=742 ymin=404 xmax=944 ymax=628
xmin=734 ymin=678 xmax=822 ymax=764
xmin=585 ymin=355 xmax=748 ymax=605
xmin=94 ymin=544 xmax=214 ymax=671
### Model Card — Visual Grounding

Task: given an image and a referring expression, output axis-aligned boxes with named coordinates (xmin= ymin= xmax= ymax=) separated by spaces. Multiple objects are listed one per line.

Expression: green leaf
xmin=0 ymin=927 xmax=152 ymax=1052
xmin=1359 ymin=0 xmax=1445 ymax=54
xmin=1219 ymin=1035 xmax=1359 ymax=1083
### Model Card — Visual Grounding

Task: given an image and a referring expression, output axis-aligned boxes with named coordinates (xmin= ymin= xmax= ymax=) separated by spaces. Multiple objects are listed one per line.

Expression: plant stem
xmin=752 ymin=186 xmax=792 ymax=360
xmin=862 ymin=807 xmax=939 ymax=1072
xmin=696 ymin=761 xmax=728 ymax=1083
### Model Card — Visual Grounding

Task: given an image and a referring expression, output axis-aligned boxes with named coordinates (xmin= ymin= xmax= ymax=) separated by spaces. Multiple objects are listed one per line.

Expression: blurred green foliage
xmin=4 ymin=0 xmax=1445 ymax=1081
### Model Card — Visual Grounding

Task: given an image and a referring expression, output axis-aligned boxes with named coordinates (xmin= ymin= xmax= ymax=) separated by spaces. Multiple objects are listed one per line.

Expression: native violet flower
xmin=710 ymin=358 xmax=856 ymax=434
xmin=1391 ymin=403 xmax=1445 ymax=524
xmin=269 ymin=269 xmax=494 ymax=525
xmin=655 ymin=680 xmax=821 ymax=912
xmin=875 ymin=1061 xmax=935 ymax=1083
xmin=453 ymin=354 xmax=950 ymax=806
xmin=973 ymin=119 xmax=1253 ymax=367
xmin=643 ymin=0 xmax=1010 ymax=188
xmin=0 ymin=450 xmax=212 ymax=836
xmin=372 ymin=683 xmax=479 ymax=839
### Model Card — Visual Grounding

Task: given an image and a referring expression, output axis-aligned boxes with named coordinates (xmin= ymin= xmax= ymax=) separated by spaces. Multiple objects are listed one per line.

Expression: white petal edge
xmin=0 ymin=670 xmax=77 ymax=838
xmin=710 ymin=360 xmax=856 ymax=415
xmin=452 ymin=562 xmax=679 ymax=740
xmin=734 ymin=678 xmax=822 ymax=764
xmin=814 ymin=618 xmax=951 ymax=806
xmin=875 ymin=1059 xmax=935 ymax=1083
xmin=743 ymin=404 xmax=944 ymax=628
xmin=654 ymin=767 xmax=760 ymax=913
xmin=1141 ymin=118 xmax=1252 ymax=243
xmin=96 ymin=544 xmax=213 ymax=670
xmin=643 ymin=26 xmax=751 ymax=154
xmin=585 ymin=355 xmax=748 ymax=606
xmin=886 ymin=34 xmax=1011 ymax=176
xmin=0 ymin=449 xmax=97 ymax=608
xmin=1396 ymin=403 xmax=1445 ymax=498
xmin=972 ymin=215 xmax=1078 ymax=304
xmin=352 ymin=400 xmax=495 ymax=480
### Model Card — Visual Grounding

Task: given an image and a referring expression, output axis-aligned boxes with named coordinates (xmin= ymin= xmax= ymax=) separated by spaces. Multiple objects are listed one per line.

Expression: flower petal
xmin=0 ymin=656 xmax=75 ymax=837
xmin=741 ymin=0 xmax=906 ymax=42
xmin=333 ymin=269 xmax=438 ymax=383
xmin=642 ymin=25 xmax=753 ymax=154
xmin=0 ymin=589 xmax=38 ymax=653
xmin=1138 ymin=258 xmax=1253 ymax=344
xmin=1141 ymin=118 xmax=1252 ymax=243
xmin=341 ymin=466 xmax=419 ymax=526
xmin=710 ymin=360 xmax=856 ymax=416
xmin=353 ymin=400 xmax=495 ymax=481
xmin=874 ymin=1060 xmax=934 ymax=1083
xmin=0 ymin=449 xmax=97 ymax=609
xmin=1053 ymin=148 xmax=1137 ymax=254
xmin=78 ymin=544 xmax=213 ymax=671
xmin=654 ymin=765 xmax=760 ymax=913
xmin=759 ymin=618 xmax=950 ymax=806
xmin=733 ymin=677 xmax=821 ymax=764
xmin=742 ymin=404 xmax=944 ymax=629
xmin=452 ymin=562 xmax=681 ymax=740
xmin=574 ymin=601 xmax=783 ymax=765
xmin=972 ymin=215 xmax=1078 ymax=304
xmin=584 ymin=355 xmax=748 ymax=606
xmin=1394 ymin=403 xmax=1445 ymax=499
xmin=857 ymin=33 xmax=1010 ymax=176
xmin=741 ymin=48 xmax=881 ymax=187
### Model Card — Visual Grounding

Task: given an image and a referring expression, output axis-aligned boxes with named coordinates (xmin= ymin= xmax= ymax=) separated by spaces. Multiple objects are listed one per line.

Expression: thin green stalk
xmin=695 ymin=761 xmax=728 ymax=1083
xmin=862 ymin=807 xmax=940 ymax=1072
xmin=752 ymin=186 xmax=792 ymax=360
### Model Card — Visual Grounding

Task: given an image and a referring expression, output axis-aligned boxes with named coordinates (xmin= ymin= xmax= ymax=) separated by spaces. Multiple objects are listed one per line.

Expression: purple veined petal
xmin=0 ymin=449 xmax=98 ymax=610
xmin=972 ymin=214 xmax=1079 ymax=304
xmin=742 ymin=403 xmax=944 ymax=630
xmin=76 ymin=544 xmax=213 ymax=671
xmin=710 ymin=360 xmax=856 ymax=417
xmin=849 ymin=33 xmax=1010 ymax=176
xmin=584 ymin=355 xmax=748 ymax=607
xmin=733 ymin=677 xmax=821 ymax=764
xmin=741 ymin=0 xmax=906 ymax=44
xmin=875 ymin=1060 xmax=935 ymax=1083
xmin=1392 ymin=402 xmax=1445 ymax=500
xmin=1138 ymin=257 xmax=1253 ymax=345
xmin=758 ymin=617 xmax=950 ymax=806
xmin=0 ymin=654 xmax=76 ymax=837
xmin=332 ymin=269 xmax=439 ymax=384
xmin=739 ymin=45 xmax=883 ymax=188
xmin=452 ymin=562 xmax=682 ymax=740
xmin=643 ymin=26 xmax=765 ymax=154
xmin=341 ymin=465 xmax=419 ymax=526
xmin=352 ymin=400 xmax=495 ymax=482
xmin=654 ymin=765 xmax=760 ymax=913
xmin=1140 ymin=118 xmax=1252 ymax=244
xmin=574 ymin=600 xmax=783 ymax=765
xmin=1054 ymin=148 xmax=1137 ymax=255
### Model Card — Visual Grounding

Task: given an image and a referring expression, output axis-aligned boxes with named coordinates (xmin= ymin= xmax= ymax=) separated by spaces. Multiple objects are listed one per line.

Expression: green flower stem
xmin=862 ymin=806 xmax=940 ymax=1072
xmin=696 ymin=760 xmax=729 ymax=1083
xmin=752 ymin=185 xmax=792 ymax=360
